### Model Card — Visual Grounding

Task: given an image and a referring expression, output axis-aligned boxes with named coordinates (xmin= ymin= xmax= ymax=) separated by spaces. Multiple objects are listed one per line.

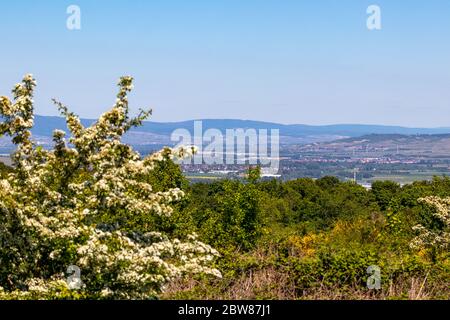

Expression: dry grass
xmin=162 ymin=240 xmax=448 ymax=300
xmin=162 ymin=266 xmax=297 ymax=300
xmin=163 ymin=268 xmax=447 ymax=300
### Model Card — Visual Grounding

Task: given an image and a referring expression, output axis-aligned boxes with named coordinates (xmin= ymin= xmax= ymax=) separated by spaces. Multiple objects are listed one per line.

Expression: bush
xmin=0 ymin=75 xmax=220 ymax=299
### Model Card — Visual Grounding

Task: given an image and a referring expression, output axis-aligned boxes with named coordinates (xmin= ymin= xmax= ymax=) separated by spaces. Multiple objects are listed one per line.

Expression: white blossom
xmin=410 ymin=196 xmax=450 ymax=250
xmin=0 ymin=75 xmax=221 ymax=299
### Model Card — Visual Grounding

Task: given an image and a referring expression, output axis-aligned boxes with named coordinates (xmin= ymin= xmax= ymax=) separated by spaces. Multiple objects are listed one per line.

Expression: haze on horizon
xmin=0 ymin=0 xmax=449 ymax=127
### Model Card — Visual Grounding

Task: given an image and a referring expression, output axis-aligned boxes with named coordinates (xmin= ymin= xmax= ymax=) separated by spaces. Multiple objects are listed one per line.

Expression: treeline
xmin=155 ymin=164 xmax=449 ymax=299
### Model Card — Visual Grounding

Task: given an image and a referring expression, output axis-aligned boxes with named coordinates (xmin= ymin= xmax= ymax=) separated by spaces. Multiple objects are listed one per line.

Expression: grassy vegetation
xmin=0 ymin=155 xmax=448 ymax=300
xmin=158 ymin=171 xmax=449 ymax=300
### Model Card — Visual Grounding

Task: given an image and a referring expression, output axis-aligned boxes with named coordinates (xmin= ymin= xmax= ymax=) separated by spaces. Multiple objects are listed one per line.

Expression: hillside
xmin=2 ymin=116 xmax=450 ymax=153
xmin=302 ymin=133 xmax=450 ymax=158
xmin=30 ymin=116 xmax=450 ymax=138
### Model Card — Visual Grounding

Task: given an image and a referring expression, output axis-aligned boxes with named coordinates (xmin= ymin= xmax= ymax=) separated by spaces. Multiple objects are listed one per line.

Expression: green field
xmin=364 ymin=171 xmax=450 ymax=184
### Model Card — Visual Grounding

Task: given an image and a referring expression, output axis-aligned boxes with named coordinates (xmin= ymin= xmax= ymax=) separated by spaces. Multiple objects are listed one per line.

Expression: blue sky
xmin=0 ymin=0 xmax=449 ymax=126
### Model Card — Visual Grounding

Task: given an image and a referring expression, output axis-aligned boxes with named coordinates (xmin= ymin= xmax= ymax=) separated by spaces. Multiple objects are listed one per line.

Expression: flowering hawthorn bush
xmin=0 ymin=75 xmax=220 ymax=299
xmin=410 ymin=196 xmax=450 ymax=250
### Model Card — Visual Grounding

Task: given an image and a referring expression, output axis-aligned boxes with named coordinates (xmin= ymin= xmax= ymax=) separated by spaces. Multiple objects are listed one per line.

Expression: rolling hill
xmin=28 ymin=116 xmax=450 ymax=138
xmin=1 ymin=116 xmax=450 ymax=153
xmin=301 ymin=133 xmax=450 ymax=158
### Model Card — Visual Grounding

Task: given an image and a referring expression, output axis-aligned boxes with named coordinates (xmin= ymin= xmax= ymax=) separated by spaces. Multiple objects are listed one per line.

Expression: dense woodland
xmin=144 ymin=163 xmax=450 ymax=299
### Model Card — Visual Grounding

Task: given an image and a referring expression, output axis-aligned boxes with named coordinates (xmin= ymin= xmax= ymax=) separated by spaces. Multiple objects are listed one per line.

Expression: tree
xmin=371 ymin=180 xmax=401 ymax=211
xmin=0 ymin=75 xmax=220 ymax=299
xmin=316 ymin=176 xmax=340 ymax=190
xmin=246 ymin=165 xmax=261 ymax=184
xmin=0 ymin=162 xmax=12 ymax=179
xmin=410 ymin=196 xmax=450 ymax=251
xmin=188 ymin=179 xmax=262 ymax=252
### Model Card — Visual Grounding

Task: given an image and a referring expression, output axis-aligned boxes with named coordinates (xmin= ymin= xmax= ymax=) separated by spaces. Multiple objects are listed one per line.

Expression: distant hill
xmin=31 ymin=116 xmax=450 ymax=138
xmin=1 ymin=116 xmax=450 ymax=153
xmin=303 ymin=133 xmax=450 ymax=158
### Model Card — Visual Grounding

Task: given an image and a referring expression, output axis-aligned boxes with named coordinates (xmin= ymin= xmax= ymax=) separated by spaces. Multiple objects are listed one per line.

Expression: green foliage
xmin=0 ymin=162 xmax=12 ymax=179
xmin=288 ymin=249 xmax=380 ymax=290
xmin=145 ymin=147 xmax=189 ymax=192
xmin=188 ymin=180 xmax=262 ymax=252
xmin=371 ymin=180 xmax=401 ymax=211
xmin=163 ymin=176 xmax=450 ymax=300
xmin=246 ymin=165 xmax=261 ymax=184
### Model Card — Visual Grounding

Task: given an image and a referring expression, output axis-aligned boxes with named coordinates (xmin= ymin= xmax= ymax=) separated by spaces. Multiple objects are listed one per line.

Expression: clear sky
xmin=0 ymin=0 xmax=449 ymax=127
